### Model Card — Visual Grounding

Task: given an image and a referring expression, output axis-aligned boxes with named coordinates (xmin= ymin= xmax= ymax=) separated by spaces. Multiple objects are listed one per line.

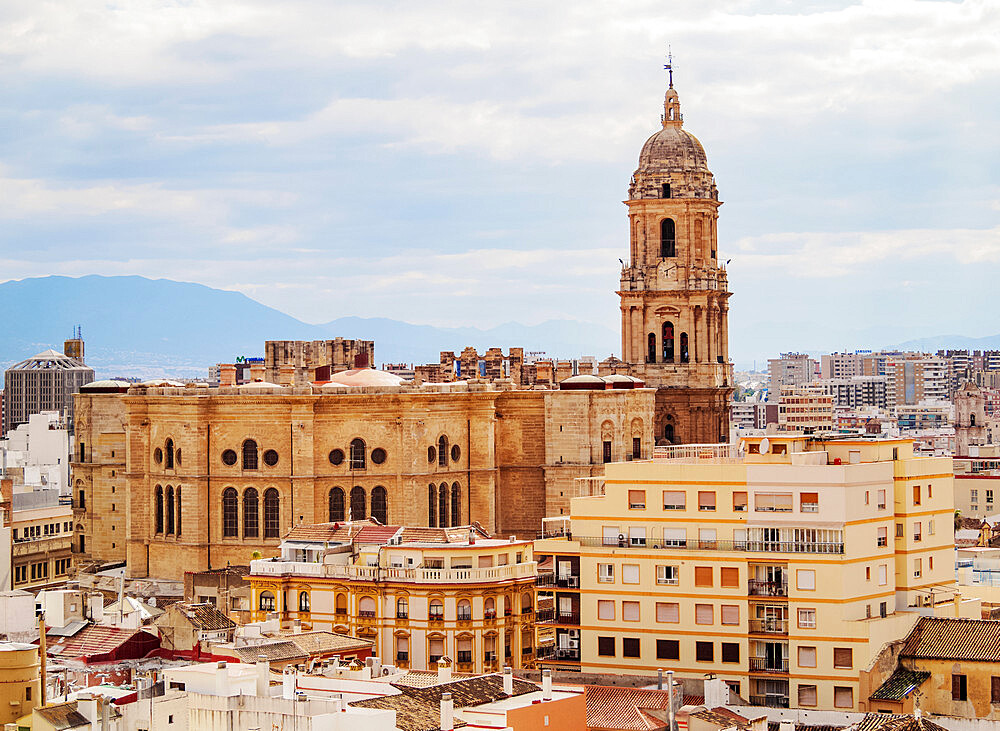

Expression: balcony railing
xmin=554 ymin=647 xmax=581 ymax=661
xmin=750 ymin=695 xmax=790 ymax=708
xmin=749 ymin=618 xmax=788 ymax=635
xmin=250 ymin=559 xmax=538 ymax=582
xmin=574 ymin=537 xmax=844 ymax=555
xmin=748 ymin=580 xmax=788 ymax=597
xmin=749 ymin=657 xmax=789 ymax=673
xmin=536 ymin=608 xmax=555 ymax=622
xmin=553 ymin=611 xmax=580 ymax=625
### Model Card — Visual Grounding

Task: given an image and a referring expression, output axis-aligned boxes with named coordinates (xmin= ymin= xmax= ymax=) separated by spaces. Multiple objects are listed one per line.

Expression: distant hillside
xmin=0 ymin=275 xmax=618 ymax=379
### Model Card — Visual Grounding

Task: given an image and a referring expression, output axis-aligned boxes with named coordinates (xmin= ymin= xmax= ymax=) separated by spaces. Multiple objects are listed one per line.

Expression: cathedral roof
xmin=637 ymin=124 xmax=709 ymax=174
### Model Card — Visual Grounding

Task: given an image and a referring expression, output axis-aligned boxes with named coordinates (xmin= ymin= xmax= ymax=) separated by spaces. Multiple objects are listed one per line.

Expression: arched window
xmin=349 ymin=438 xmax=366 ymax=470
xmin=429 ymin=599 xmax=444 ymax=620
xmin=647 ymin=332 xmax=656 ymax=363
xmin=154 ymin=485 xmax=164 ymax=534
xmin=329 ymin=487 xmax=345 ymax=522
xmin=259 ymin=591 xmax=275 ymax=612
xmin=396 ymin=597 xmax=408 ymax=619
xmin=438 ymin=483 xmax=448 ymax=528
xmin=451 ymin=482 xmax=461 ymax=526
xmin=359 ymin=596 xmax=376 ymax=617
xmin=680 ymin=332 xmax=689 ymax=363
xmin=175 ymin=486 xmax=182 ymax=535
xmin=242 ymin=440 xmax=258 ymax=470
xmin=222 ymin=488 xmax=238 ymax=537
xmin=665 ymin=423 xmax=675 ymax=443
xmin=438 ymin=436 xmax=448 ymax=467
xmin=522 ymin=592 xmax=533 ymax=613
xmin=484 ymin=597 xmax=496 ymax=618
xmin=243 ymin=488 xmax=259 ymax=538
xmin=165 ymin=486 xmax=175 ymax=534
xmin=165 ymin=439 xmax=174 ymax=470
xmin=299 ymin=591 xmax=310 ymax=613
xmin=972 ymin=414 xmax=977 ymax=426
xmin=371 ymin=486 xmax=388 ymax=525
xmin=350 ymin=486 xmax=366 ymax=520
xmin=335 ymin=593 xmax=348 ymax=615
xmin=263 ymin=488 xmax=280 ymax=538
xmin=457 ymin=599 xmax=472 ymax=620
xmin=662 ymin=322 xmax=674 ymax=362
xmin=660 ymin=218 xmax=676 ymax=257
xmin=428 ymin=484 xmax=437 ymax=527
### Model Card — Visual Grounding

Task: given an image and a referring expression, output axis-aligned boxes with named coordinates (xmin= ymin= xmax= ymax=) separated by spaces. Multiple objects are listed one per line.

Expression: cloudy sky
xmin=1 ymin=0 xmax=998 ymax=364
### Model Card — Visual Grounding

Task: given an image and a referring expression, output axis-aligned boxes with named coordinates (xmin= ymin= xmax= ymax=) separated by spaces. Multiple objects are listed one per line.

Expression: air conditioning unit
xmin=568 ymin=639 xmax=579 ymax=649
xmin=569 ymin=630 xmax=580 ymax=639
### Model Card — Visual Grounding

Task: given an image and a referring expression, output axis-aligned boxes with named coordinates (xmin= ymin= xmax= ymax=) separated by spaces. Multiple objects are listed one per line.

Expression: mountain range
xmin=0 ymin=275 xmax=620 ymax=379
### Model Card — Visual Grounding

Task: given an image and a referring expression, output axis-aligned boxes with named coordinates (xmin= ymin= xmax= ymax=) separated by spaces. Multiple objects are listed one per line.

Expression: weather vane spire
xmin=664 ymin=46 xmax=674 ymax=89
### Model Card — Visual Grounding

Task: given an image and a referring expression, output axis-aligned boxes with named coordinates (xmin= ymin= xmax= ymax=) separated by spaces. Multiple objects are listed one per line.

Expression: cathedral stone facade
xmin=620 ymin=82 xmax=734 ymax=444
xmin=73 ymin=383 xmax=653 ymax=579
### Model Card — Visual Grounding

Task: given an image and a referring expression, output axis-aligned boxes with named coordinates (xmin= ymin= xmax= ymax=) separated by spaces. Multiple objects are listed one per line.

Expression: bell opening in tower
xmin=660 ymin=218 xmax=676 ymax=258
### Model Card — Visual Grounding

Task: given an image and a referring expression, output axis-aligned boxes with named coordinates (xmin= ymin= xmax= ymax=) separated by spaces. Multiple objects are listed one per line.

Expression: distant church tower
xmin=619 ymin=68 xmax=734 ymax=444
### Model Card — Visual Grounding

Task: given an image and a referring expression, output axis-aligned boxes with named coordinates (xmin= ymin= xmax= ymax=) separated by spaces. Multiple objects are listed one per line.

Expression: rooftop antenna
xmin=664 ymin=46 xmax=674 ymax=89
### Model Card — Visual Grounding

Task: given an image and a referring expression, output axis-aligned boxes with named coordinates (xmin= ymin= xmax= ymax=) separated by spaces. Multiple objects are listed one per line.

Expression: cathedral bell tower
xmin=619 ymin=72 xmax=734 ymax=445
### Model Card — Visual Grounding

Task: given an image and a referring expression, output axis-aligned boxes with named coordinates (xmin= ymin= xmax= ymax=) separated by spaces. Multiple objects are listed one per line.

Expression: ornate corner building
xmin=620 ymin=81 xmax=734 ymax=444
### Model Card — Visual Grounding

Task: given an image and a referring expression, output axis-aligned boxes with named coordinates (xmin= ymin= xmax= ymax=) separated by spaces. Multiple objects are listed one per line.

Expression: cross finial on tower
xmin=664 ymin=46 xmax=674 ymax=89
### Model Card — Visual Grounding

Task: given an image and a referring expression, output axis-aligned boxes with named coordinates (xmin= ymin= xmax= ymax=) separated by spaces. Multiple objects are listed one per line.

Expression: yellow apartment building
xmin=535 ymin=434 xmax=975 ymax=711
xmin=248 ymin=520 xmax=537 ymax=675
xmin=11 ymin=504 xmax=74 ymax=590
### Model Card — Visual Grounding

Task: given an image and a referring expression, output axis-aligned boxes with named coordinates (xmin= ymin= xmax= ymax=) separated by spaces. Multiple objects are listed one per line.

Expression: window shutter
xmin=657 ymin=602 xmax=679 ymax=623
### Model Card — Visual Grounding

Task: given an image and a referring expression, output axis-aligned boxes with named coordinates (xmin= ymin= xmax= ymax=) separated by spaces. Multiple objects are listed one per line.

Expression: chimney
xmin=469 ymin=528 xmax=476 ymax=545
xmin=437 ymin=656 xmax=452 ymax=683
xmin=657 ymin=668 xmax=663 ymax=690
xmin=440 ymin=692 xmax=454 ymax=731
xmin=220 ymin=364 xmax=237 ymax=387
xmin=293 ymin=618 xmax=302 ymax=634
xmin=282 ymin=666 xmax=296 ymax=700
xmin=542 ymin=669 xmax=552 ymax=701
xmin=76 ymin=693 xmax=98 ymax=723
xmin=778 ymin=721 xmax=796 ymax=731
xmin=256 ymin=655 xmax=269 ymax=697
xmin=215 ymin=661 xmax=229 ymax=697
xmin=704 ymin=675 xmax=729 ymax=709
xmin=503 ymin=666 xmax=513 ymax=695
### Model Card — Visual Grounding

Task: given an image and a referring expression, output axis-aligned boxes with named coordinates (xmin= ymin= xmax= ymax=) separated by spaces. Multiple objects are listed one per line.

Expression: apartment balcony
xmin=250 ymin=559 xmax=538 ymax=582
xmin=551 ymin=610 xmax=579 ymax=626
xmin=553 ymin=647 xmax=581 ymax=661
xmin=749 ymin=618 xmax=788 ymax=635
xmin=749 ymin=695 xmax=790 ymax=709
xmin=555 ymin=575 xmax=580 ymax=589
xmin=13 ymin=536 xmax=73 ymax=557
xmin=748 ymin=580 xmax=788 ymax=597
xmin=535 ymin=608 xmax=555 ymax=622
xmin=749 ymin=658 xmax=789 ymax=673
xmin=574 ymin=537 xmax=843 ymax=555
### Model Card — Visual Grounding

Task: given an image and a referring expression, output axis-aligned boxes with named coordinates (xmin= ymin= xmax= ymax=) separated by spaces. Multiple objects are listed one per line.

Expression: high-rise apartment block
xmin=2 ymin=341 xmax=94 ymax=435
xmin=536 ymin=435 xmax=965 ymax=711
xmin=886 ymin=356 xmax=949 ymax=407
xmin=811 ymin=376 xmax=888 ymax=410
xmin=777 ymin=386 xmax=834 ymax=433
xmin=767 ymin=354 xmax=817 ymax=402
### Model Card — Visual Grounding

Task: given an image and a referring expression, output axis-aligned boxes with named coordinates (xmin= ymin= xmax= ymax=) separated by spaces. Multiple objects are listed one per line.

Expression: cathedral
xmin=620 ymin=77 xmax=734 ymax=444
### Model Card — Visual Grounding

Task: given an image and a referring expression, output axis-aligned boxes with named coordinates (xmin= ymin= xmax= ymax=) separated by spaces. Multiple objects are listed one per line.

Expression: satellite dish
xmin=759 ymin=437 xmax=771 ymax=454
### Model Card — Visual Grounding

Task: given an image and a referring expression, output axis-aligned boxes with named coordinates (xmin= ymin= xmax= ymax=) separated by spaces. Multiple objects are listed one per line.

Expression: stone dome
xmin=628 ymin=86 xmax=718 ymax=201
xmin=637 ymin=126 xmax=709 ymax=173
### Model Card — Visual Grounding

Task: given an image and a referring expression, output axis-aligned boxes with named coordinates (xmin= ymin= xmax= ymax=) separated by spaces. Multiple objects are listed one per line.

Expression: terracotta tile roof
xmin=870 ymin=668 xmax=930 ymax=701
xmin=287 ymin=631 xmax=374 ymax=656
xmin=45 ymin=626 xmax=156 ymax=661
xmin=392 ymin=670 xmax=478 ymax=688
xmin=176 ymin=603 xmax=237 ymax=631
xmin=899 ymin=617 xmax=1000 ymax=661
xmin=851 ymin=714 xmax=949 ymax=731
xmin=232 ymin=641 xmax=307 ymax=664
xmin=351 ymin=673 xmax=537 ymax=731
xmin=397 ymin=525 xmax=491 ymax=545
xmin=354 ymin=525 xmax=403 ymax=545
xmin=690 ymin=708 xmax=756 ymax=731
xmin=191 ymin=565 xmax=250 ymax=577
xmin=585 ymin=686 xmax=674 ymax=731
xmin=284 ymin=519 xmax=382 ymax=543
